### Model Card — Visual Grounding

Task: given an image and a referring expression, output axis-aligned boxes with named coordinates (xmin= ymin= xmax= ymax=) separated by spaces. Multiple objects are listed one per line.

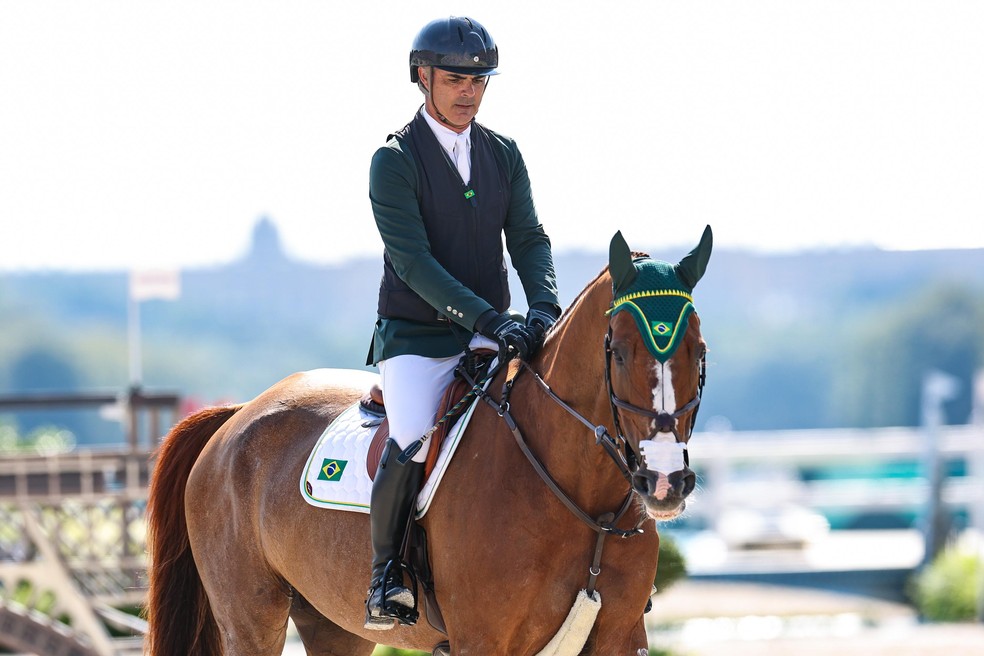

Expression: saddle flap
xmin=366 ymin=374 xmax=473 ymax=482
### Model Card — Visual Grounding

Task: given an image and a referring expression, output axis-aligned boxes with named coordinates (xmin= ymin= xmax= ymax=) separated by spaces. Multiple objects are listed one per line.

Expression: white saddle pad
xmin=300 ymin=391 xmax=484 ymax=517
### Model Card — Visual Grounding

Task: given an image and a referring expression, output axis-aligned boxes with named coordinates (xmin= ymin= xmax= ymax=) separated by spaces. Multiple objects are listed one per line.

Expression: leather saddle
xmin=361 ymin=349 xmax=495 ymax=482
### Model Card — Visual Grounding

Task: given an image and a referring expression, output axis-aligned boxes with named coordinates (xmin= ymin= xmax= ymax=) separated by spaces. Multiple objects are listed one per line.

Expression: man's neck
xmin=421 ymin=106 xmax=471 ymax=144
xmin=423 ymin=99 xmax=471 ymax=134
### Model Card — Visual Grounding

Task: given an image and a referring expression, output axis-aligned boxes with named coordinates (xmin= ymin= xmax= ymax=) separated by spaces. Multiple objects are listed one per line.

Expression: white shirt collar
xmin=420 ymin=106 xmax=471 ymax=156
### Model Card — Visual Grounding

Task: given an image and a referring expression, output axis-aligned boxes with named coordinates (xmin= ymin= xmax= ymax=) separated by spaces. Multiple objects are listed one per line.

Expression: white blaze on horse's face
xmin=639 ymin=360 xmax=687 ymax=479
xmin=651 ymin=360 xmax=676 ymax=420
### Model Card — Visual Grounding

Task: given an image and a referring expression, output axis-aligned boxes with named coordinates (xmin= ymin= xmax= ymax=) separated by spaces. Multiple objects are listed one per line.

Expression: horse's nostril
xmin=665 ymin=470 xmax=696 ymax=498
xmin=634 ymin=470 xmax=695 ymax=499
xmin=680 ymin=471 xmax=696 ymax=497
xmin=632 ymin=471 xmax=658 ymax=496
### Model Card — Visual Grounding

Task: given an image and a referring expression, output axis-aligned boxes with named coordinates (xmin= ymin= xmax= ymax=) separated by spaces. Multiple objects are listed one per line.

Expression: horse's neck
xmin=509 ymin=275 xmax=629 ymax=514
xmin=536 ymin=272 xmax=612 ymax=419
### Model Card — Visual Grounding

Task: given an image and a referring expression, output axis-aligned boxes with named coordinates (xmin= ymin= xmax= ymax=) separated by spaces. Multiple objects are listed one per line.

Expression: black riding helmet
xmin=409 ymin=16 xmax=499 ymax=83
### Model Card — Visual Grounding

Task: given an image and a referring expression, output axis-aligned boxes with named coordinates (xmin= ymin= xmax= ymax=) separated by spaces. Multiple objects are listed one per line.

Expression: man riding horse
xmin=364 ymin=16 xmax=561 ymax=629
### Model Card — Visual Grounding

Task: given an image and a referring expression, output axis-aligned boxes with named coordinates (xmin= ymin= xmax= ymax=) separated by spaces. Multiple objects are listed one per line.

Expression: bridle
xmin=466 ymin=315 xmax=707 ymax=598
xmin=603 ymin=328 xmax=706 ymax=473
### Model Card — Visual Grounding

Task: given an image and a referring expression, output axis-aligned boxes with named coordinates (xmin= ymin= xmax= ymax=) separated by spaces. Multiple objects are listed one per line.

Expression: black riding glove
xmin=476 ymin=310 xmax=538 ymax=362
xmin=525 ymin=302 xmax=561 ymax=340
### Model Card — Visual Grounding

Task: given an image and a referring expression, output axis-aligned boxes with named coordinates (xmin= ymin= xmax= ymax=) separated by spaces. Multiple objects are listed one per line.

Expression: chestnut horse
xmin=145 ymin=227 xmax=712 ymax=655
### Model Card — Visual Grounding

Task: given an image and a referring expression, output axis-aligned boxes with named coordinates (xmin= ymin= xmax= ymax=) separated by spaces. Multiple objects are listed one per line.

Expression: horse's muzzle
xmin=632 ymin=468 xmax=695 ymax=520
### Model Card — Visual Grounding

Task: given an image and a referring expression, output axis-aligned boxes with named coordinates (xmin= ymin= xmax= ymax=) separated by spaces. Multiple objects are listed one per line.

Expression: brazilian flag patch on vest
xmin=318 ymin=459 xmax=348 ymax=482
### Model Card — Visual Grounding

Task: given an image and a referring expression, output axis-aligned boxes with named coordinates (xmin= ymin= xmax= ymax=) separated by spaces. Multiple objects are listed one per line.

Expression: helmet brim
xmin=434 ymin=65 xmax=499 ymax=77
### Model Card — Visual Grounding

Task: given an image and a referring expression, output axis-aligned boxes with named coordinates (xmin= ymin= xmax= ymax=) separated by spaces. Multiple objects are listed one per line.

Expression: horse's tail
xmin=144 ymin=404 xmax=241 ymax=656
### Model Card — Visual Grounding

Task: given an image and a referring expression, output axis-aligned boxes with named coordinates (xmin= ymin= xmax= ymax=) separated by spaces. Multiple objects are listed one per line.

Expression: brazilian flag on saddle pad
xmin=318 ymin=459 xmax=348 ymax=482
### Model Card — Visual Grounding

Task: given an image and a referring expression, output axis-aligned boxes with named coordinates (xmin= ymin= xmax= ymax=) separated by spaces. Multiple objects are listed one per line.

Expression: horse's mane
xmin=551 ymin=250 xmax=651 ymax=331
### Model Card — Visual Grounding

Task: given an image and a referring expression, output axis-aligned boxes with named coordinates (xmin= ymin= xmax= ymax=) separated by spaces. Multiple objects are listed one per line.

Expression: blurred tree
xmin=8 ymin=347 xmax=85 ymax=437
xmin=4 ymin=240 xmax=984 ymax=434
xmin=10 ymin=347 xmax=80 ymax=393
xmin=908 ymin=545 xmax=983 ymax=621
xmin=5 ymin=346 xmax=124 ymax=445
xmin=707 ymin=341 xmax=835 ymax=430
xmin=840 ymin=283 xmax=984 ymax=427
xmin=655 ymin=534 xmax=687 ymax=593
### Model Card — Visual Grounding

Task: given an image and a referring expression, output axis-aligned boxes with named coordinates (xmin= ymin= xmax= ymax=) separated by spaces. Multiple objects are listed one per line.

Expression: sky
xmin=1 ymin=1 xmax=983 ymax=272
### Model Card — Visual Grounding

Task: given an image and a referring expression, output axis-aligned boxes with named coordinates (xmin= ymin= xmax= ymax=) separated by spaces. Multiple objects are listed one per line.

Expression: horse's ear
xmin=609 ymin=231 xmax=638 ymax=292
xmin=675 ymin=225 xmax=713 ymax=289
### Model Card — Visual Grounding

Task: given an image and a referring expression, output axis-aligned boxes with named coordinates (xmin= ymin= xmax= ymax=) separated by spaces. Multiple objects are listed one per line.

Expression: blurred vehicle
xmin=706 ymin=465 xmax=831 ymax=549
xmin=714 ymin=502 xmax=830 ymax=549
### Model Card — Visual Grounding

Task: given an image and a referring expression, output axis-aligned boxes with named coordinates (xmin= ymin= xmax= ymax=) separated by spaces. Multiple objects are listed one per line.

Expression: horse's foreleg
xmin=584 ymin=615 xmax=651 ymax=655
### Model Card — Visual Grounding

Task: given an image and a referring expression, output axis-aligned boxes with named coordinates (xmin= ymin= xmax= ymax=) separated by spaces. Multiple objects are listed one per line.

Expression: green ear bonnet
xmin=607 ymin=226 xmax=712 ymax=363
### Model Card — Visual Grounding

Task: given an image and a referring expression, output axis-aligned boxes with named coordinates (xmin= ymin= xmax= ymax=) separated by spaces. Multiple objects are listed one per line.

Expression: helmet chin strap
xmin=421 ymin=67 xmax=477 ymax=131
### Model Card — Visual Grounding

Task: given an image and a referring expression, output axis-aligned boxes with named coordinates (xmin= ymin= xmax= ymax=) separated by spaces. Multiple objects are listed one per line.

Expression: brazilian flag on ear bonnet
xmin=607 ymin=226 xmax=712 ymax=363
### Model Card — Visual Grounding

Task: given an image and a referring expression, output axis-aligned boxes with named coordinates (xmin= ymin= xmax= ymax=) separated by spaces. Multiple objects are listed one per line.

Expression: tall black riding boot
xmin=364 ymin=438 xmax=426 ymax=630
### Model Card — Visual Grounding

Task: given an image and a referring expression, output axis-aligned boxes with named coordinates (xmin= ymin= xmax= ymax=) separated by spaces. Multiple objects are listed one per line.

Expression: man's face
xmin=421 ymin=67 xmax=488 ymax=131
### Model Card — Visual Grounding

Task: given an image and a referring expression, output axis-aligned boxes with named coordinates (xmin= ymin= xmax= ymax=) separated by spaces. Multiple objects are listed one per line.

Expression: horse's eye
xmin=610 ymin=344 xmax=627 ymax=366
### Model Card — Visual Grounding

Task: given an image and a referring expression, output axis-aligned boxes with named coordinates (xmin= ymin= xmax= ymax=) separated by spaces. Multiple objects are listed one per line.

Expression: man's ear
xmin=418 ymin=67 xmax=429 ymax=92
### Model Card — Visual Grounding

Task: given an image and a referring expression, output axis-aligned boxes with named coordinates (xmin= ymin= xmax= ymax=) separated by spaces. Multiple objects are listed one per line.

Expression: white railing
xmin=688 ymin=424 xmax=984 ymax=532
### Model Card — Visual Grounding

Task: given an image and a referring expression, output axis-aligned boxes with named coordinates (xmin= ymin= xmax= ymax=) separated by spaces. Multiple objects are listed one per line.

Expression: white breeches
xmin=378 ymin=334 xmax=497 ymax=462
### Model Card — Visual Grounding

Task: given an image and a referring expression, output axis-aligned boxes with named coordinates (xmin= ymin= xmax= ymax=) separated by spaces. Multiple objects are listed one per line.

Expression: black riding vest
xmin=376 ymin=113 xmax=512 ymax=325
